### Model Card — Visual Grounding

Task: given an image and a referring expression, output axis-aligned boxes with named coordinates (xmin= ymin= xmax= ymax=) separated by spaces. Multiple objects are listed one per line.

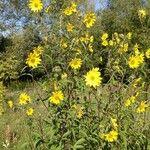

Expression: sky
xmin=95 ymin=0 xmax=107 ymax=10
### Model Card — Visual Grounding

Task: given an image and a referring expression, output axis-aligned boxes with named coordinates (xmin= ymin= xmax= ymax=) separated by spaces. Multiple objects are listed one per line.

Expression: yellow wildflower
xmin=102 ymin=40 xmax=108 ymax=46
xmin=137 ymin=101 xmax=148 ymax=113
xmin=125 ymin=96 xmax=136 ymax=107
xmin=84 ymin=68 xmax=102 ymax=88
xmin=26 ymin=108 xmax=34 ymax=116
xmin=138 ymin=9 xmax=146 ymax=18
xmin=118 ymin=43 xmax=128 ymax=53
xmin=19 ymin=93 xmax=31 ymax=105
xmin=109 ymin=40 xmax=114 ymax=46
xmin=69 ymin=58 xmax=82 ymax=69
xmin=64 ymin=3 xmax=77 ymax=16
xmin=26 ymin=52 xmax=41 ymax=69
xmin=111 ymin=118 xmax=118 ymax=130
xmin=49 ymin=91 xmax=64 ymax=105
xmin=8 ymin=101 xmax=13 ymax=108
xmin=60 ymin=39 xmax=68 ymax=48
xmin=66 ymin=23 xmax=74 ymax=32
xmin=83 ymin=12 xmax=96 ymax=28
xmin=104 ymin=130 xmax=118 ymax=142
xmin=88 ymin=43 xmax=94 ymax=53
xmin=28 ymin=0 xmax=43 ymax=12
xmin=127 ymin=32 xmax=132 ymax=40
xmin=128 ymin=55 xmax=140 ymax=69
xmin=101 ymin=33 xmax=108 ymax=41
xmin=145 ymin=48 xmax=150 ymax=59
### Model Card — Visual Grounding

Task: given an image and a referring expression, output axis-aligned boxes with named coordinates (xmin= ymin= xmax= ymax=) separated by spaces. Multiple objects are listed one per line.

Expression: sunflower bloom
xmin=19 ymin=93 xmax=31 ymax=105
xmin=26 ymin=108 xmax=34 ymax=116
xmin=128 ymin=55 xmax=140 ymax=69
xmin=137 ymin=101 xmax=148 ymax=113
xmin=64 ymin=3 xmax=77 ymax=16
xmin=84 ymin=68 xmax=102 ymax=88
xmin=49 ymin=91 xmax=64 ymax=105
xmin=26 ymin=52 xmax=41 ymax=69
xmin=138 ymin=9 xmax=146 ymax=18
xmin=69 ymin=58 xmax=82 ymax=69
xmin=28 ymin=0 xmax=43 ymax=12
xmin=103 ymin=130 xmax=118 ymax=142
xmin=83 ymin=12 xmax=96 ymax=28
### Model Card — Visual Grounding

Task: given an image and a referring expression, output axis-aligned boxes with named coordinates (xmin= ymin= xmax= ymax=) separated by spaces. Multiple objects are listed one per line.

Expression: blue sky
xmin=95 ymin=0 xmax=107 ymax=10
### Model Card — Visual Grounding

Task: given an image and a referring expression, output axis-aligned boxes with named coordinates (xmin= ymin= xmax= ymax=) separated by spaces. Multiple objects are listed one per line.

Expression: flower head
xmin=26 ymin=108 xmax=34 ymax=116
xmin=26 ymin=52 xmax=41 ymax=69
xmin=137 ymin=101 xmax=148 ymax=113
xmin=138 ymin=9 xmax=146 ymax=18
xmin=84 ymin=68 xmax=102 ymax=88
xmin=103 ymin=130 xmax=118 ymax=142
xmin=128 ymin=55 xmax=140 ymax=69
xmin=69 ymin=58 xmax=82 ymax=69
xmin=101 ymin=33 xmax=108 ymax=41
xmin=49 ymin=91 xmax=64 ymax=105
xmin=83 ymin=12 xmax=96 ymax=28
xmin=29 ymin=0 xmax=43 ymax=12
xmin=8 ymin=100 xmax=13 ymax=108
xmin=64 ymin=3 xmax=77 ymax=16
xmin=19 ymin=93 xmax=31 ymax=105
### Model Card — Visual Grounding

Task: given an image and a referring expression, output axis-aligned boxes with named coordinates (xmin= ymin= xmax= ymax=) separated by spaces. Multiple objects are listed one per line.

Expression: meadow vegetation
xmin=0 ymin=0 xmax=150 ymax=149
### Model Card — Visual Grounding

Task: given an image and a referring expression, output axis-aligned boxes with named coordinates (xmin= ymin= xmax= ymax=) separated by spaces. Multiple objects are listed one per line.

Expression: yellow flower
xmin=80 ymin=33 xmax=94 ymax=44
xmin=28 ymin=0 xmax=43 ymax=12
xmin=101 ymin=33 xmax=108 ymax=41
xmin=118 ymin=43 xmax=128 ymax=53
xmin=64 ymin=3 xmax=77 ymax=16
xmin=124 ymin=96 xmax=136 ymax=107
xmin=109 ymin=40 xmax=114 ymax=46
xmin=84 ymin=68 xmax=102 ymax=88
xmin=128 ymin=55 xmax=140 ymax=69
xmin=49 ymin=91 xmax=64 ymax=105
xmin=83 ymin=12 xmax=96 ymax=28
xmin=88 ymin=43 xmax=94 ymax=53
xmin=8 ymin=101 xmax=13 ymax=108
xmin=102 ymin=40 xmax=108 ymax=46
xmin=138 ymin=9 xmax=146 ymax=18
xmin=124 ymin=99 xmax=131 ymax=107
xmin=69 ymin=58 xmax=82 ymax=69
xmin=33 ymin=46 xmax=44 ymax=56
xmin=137 ymin=101 xmax=148 ymax=113
xmin=66 ymin=23 xmax=74 ymax=32
xmin=127 ymin=32 xmax=132 ymax=40
xmin=111 ymin=118 xmax=118 ymax=130
xmin=26 ymin=108 xmax=34 ymax=116
xmin=60 ymin=39 xmax=68 ymax=48
xmin=19 ymin=93 xmax=31 ymax=105
xmin=26 ymin=52 xmax=41 ymax=69
xmin=145 ymin=48 xmax=150 ymax=59
xmin=104 ymin=130 xmax=118 ymax=142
